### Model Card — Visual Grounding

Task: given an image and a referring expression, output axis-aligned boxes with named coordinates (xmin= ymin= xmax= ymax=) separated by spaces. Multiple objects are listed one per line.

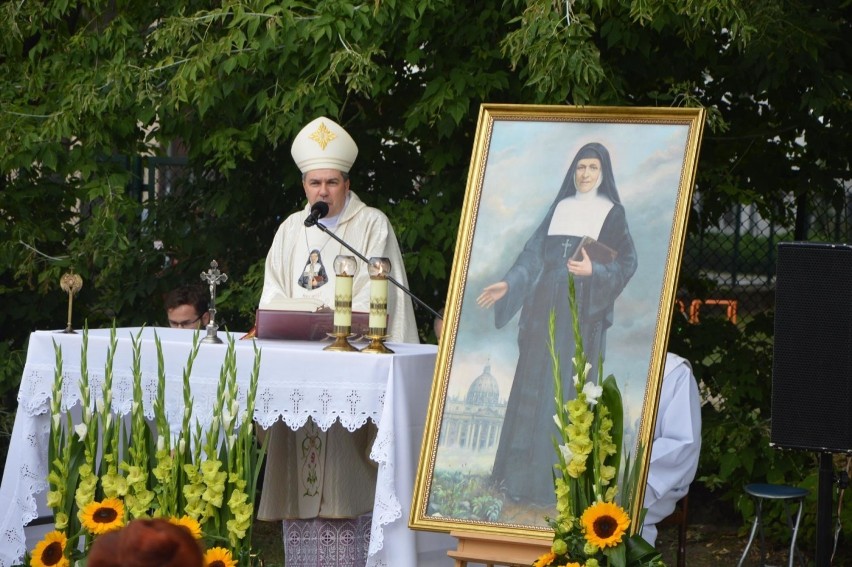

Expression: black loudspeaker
xmin=771 ymin=241 xmax=852 ymax=453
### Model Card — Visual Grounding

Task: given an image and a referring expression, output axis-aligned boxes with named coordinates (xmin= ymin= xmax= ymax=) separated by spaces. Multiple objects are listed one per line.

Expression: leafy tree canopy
xmin=0 ymin=0 xmax=849 ymax=371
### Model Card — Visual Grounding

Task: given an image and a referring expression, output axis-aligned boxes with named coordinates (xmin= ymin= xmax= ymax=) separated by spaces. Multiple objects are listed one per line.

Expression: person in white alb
xmin=257 ymin=116 xmax=417 ymax=343
xmin=256 ymin=116 xmax=419 ymax=566
xmin=641 ymin=352 xmax=703 ymax=547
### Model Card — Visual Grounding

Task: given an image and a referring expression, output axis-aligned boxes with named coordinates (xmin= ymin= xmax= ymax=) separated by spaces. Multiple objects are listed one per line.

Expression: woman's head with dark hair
xmin=87 ymin=519 xmax=204 ymax=567
xmin=554 ymin=142 xmax=621 ymax=205
xmin=306 ymin=248 xmax=323 ymax=266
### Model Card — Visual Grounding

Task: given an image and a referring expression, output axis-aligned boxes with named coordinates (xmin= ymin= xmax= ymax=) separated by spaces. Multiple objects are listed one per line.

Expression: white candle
xmin=334 ymin=275 xmax=354 ymax=328
xmin=369 ymin=277 xmax=389 ymax=330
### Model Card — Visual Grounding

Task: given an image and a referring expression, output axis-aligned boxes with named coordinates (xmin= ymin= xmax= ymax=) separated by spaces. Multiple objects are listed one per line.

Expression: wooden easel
xmin=447 ymin=530 xmax=551 ymax=567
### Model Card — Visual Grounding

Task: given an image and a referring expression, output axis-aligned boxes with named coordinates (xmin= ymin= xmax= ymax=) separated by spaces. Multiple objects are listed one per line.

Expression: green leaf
xmin=602 ymin=538 xmax=627 ymax=567
xmin=625 ymin=533 xmax=664 ymax=564
xmin=601 ymin=373 xmax=623 ymax=477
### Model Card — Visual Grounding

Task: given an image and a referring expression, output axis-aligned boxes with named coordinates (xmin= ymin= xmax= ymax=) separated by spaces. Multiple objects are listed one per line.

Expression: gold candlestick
xmin=361 ymin=257 xmax=393 ymax=354
xmin=325 ymin=255 xmax=358 ymax=352
xmin=59 ymin=269 xmax=83 ymax=334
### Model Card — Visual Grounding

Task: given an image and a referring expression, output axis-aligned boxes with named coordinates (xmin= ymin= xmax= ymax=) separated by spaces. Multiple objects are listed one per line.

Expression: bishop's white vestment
xmin=641 ymin=352 xmax=702 ymax=546
xmin=258 ymin=190 xmax=418 ymax=343
xmin=257 ymin=191 xmax=420 ymax=521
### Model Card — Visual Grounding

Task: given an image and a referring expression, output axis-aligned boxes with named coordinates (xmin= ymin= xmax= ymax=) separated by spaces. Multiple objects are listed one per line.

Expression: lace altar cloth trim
xmin=17 ymin=365 xmax=385 ymax=432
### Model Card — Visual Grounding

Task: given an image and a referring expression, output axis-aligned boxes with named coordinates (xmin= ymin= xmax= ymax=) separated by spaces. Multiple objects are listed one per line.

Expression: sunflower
xmin=204 ymin=547 xmax=237 ymax=567
xmin=31 ymin=530 xmax=69 ymax=567
xmin=580 ymin=501 xmax=630 ymax=549
xmin=80 ymin=497 xmax=125 ymax=534
xmin=533 ymin=551 xmax=556 ymax=567
xmin=169 ymin=515 xmax=203 ymax=539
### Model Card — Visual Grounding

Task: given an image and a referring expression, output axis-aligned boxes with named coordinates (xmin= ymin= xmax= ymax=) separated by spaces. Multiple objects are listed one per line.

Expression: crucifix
xmin=562 ymin=238 xmax=573 ymax=259
xmin=200 ymin=259 xmax=228 ymax=344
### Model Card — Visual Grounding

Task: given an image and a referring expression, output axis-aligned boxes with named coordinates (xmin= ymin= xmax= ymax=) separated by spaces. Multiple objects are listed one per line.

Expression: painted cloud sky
xmin=445 ymin=119 xmax=691 ymax=433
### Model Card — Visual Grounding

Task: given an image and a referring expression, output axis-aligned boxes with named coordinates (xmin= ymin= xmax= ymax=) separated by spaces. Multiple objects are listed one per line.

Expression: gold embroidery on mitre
xmin=309 ymin=122 xmax=337 ymax=150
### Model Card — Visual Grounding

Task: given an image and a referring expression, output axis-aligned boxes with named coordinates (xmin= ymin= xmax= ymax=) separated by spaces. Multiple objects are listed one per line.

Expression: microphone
xmin=304 ymin=201 xmax=329 ymax=227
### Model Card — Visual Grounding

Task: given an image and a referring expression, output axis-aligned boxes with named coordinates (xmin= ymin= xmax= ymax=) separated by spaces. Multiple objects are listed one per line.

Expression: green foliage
xmin=426 ymin=470 xmax=504 ymax=521
xmin=683 ymin=230 xmax=794 ymax=278
xmin=667 ymin=312 xmax=852 ymax=556
xmin=0 ymin=340 xmax=24 ymax=483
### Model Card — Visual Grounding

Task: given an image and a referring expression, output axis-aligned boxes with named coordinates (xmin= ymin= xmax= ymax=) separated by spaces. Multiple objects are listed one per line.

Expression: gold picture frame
xmin=411 ymin=104 xmax=705 ymax=540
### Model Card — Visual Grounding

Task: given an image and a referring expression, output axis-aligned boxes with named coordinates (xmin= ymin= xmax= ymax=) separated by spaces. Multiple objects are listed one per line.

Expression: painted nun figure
xmin=478 ymin=142 xmax=638 ymax=506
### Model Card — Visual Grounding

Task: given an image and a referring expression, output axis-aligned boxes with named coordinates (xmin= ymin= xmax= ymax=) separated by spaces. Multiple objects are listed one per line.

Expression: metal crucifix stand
xmin=200 ymin=260 xmax=228 ymax=344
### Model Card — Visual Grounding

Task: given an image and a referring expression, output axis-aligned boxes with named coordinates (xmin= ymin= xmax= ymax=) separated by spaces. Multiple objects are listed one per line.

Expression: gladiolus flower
xmin=582 ymin=381 xmax=603 ymax=405
xmin=74 ymin=423 xmax=87 ymax=440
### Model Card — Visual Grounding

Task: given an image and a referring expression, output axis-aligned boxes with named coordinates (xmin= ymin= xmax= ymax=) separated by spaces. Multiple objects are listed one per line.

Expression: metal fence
xmin=680 ymin=188 xmax=852 ymax=323
xmin=125 ymin=153 xmax=190 ymax=205
xmin=121 ymin=155 xmax=851 ymax=325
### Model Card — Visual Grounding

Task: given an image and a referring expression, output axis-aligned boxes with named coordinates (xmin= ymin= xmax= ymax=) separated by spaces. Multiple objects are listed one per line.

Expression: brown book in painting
xmin=570 ymin=236 xmax=618 ymax=264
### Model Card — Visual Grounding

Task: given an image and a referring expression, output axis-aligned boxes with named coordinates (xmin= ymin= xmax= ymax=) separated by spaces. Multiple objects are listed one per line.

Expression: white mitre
xmin=291 ymin=116 xmax=358 ymax=173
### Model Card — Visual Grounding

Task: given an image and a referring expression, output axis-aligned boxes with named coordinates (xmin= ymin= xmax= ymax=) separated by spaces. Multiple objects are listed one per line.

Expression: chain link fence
xmin=126 ymin=156 xmax=851 ymax=326
xmin=680 ymin=186 xmax=852 ymax=324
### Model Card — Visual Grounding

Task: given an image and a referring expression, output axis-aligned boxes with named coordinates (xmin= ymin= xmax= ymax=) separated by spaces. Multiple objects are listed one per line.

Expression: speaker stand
xmin=815 ymin=452 xmax=833 ymax=567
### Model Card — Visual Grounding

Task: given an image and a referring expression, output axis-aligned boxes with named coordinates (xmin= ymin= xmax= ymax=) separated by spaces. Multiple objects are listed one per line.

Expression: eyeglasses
xmin=169 ymin=315 xmax=203 ymax=329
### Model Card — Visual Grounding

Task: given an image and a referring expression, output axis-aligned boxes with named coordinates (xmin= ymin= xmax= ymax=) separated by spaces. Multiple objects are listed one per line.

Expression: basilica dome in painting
xmin=465 ymin=364 xmax=500 ymax=406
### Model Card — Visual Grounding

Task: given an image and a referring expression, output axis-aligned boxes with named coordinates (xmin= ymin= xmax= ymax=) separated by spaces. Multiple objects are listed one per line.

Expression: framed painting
xmin=410 ymin=104 xmax=705 ymax=539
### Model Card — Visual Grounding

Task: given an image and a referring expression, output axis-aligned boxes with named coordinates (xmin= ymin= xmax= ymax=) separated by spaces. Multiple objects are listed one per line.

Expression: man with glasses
xmin=164 ymin=285 xmax=210 ymax=329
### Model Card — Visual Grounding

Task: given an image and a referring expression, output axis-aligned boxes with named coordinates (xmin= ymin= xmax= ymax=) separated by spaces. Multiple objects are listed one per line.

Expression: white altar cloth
xmin=0 ymin=327 xmax=453 ymax=566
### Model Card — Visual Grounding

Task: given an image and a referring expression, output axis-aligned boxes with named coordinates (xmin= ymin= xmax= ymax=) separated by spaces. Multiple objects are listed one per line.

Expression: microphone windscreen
xmin=311 ymin=201 xmax=329 ymax=219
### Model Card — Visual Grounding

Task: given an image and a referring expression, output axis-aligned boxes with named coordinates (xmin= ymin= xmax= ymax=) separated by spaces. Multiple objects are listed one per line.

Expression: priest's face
xmin=575 ymin=158 xmax=602 ymax=193
xmin=303 ymin=169 xmax=350 ymax=217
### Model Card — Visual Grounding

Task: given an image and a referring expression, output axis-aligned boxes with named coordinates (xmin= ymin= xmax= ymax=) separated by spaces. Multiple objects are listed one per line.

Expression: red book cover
xmin=254 ymin=309 xmax=372 ymax=341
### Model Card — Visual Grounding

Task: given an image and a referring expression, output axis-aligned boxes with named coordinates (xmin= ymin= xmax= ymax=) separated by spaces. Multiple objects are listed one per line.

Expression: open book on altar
xmin=253 ymin=297 xmax=371 ymax=341
xmin=570 ymin=235 xmax=618 ymax=264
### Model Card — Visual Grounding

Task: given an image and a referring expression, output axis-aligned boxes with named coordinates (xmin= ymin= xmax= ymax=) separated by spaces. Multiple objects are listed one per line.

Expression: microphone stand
xmin=312 ymin=221 xmax=443 ymax=321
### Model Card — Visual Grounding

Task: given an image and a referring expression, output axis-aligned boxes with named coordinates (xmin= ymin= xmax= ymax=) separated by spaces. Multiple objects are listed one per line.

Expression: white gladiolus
xmin=74 ymin=423 xmax=88 ymax=440
xmin=157 ymin=435 xmax=165 ymax=452
xmin=221 ymin=410 xmax=233 ymax=430
xmin=582 ymin=381 xmax=603 ymax=406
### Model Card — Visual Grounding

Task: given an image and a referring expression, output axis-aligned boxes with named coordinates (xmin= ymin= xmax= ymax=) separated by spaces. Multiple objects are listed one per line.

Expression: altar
xmin=0 ymin=327 xmax=454 ymax=567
